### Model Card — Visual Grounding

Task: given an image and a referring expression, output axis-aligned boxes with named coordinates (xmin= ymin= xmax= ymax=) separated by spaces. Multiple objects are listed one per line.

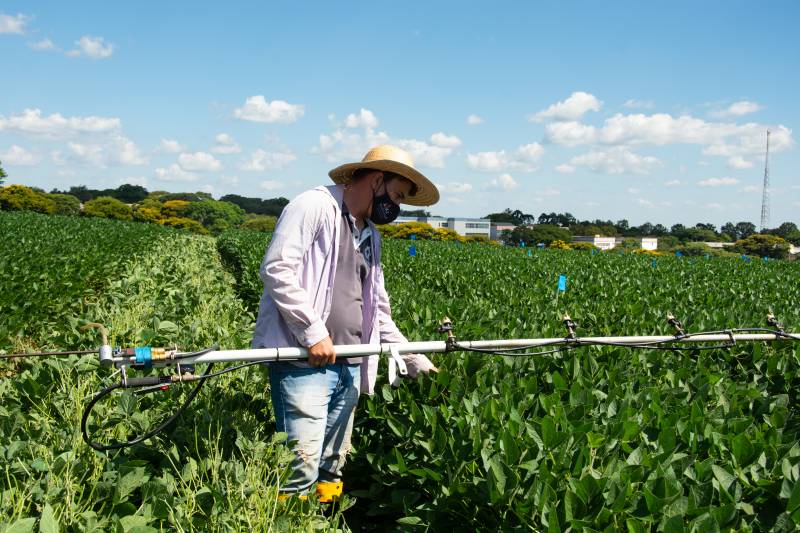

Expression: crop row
xmin=219 ymin=235 xmax=800 ymax=530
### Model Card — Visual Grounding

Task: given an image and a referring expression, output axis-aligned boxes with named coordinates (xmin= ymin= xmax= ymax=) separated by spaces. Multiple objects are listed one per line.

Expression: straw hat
xmin=328 ymin=145 xmax=440 ymax=206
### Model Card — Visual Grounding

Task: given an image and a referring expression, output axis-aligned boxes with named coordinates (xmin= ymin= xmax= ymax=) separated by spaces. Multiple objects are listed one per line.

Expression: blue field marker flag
xmin=527 ymin=250 xmax=532 ymax=257
xmin=557 ymin=275 xmax=567 ymax=292
xmin=675 ymin=251 xmax=683 ymax=257
xmin=409 ymin=245 xmax=416 ymax=257
xmin=410 ymin=234 xmax=416 ymax=241
xmin=652 ymin=259 xmax=657 ymax=268
xmin=520 ymin=241 xmax=525 ymax=248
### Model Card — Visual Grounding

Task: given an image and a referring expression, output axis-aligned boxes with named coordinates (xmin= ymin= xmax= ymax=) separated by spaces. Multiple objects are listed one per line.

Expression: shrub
xmin=185 ymin=199 xmax=246 ymax=235
xmin=734 ymin=234 xmax=790 ymax=259
xmin=46 ymin=193 xmax=81 ymax=216
xmin=676 ymin=241 xmax=711 ymax=257
xmin=133 ymin=206 xmax=162 ymax=224
xmin=431 ymin=228 xmax=464 ymax=242
xmin=549 ymin=239 xmax=571 ymax=250
xmin=162 ymin=200 xmax=191 ymax=218
xmin=0 ymin=185 xmax=57 ymax=214
xmin=241 ymin=214 xmax=277 ymax=233
xmin=392 ymin=222 xmax=437 ymax=240
xmin=83 ymin=196 xmax=133 ymax=221
xmin=376 ymin=224 xmax=399 ymax=238
xmin=569 ymin=241 xmax=596 ymax=251
xmin=158 ymin=216 xmax=209 ymax=234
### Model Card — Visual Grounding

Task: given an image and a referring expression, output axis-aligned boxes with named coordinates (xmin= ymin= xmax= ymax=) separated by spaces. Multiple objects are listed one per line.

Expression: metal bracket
xmin=387 ymin=344 xmax=408 ymax=388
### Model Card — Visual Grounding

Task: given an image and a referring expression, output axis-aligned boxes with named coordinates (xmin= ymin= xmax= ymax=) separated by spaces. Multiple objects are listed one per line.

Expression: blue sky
xmin=1 ymin=1 xmax=798 ymax=227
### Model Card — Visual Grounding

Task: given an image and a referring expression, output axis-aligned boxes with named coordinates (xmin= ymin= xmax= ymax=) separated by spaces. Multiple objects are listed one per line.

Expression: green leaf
xmin=788 ymin=480 xmax=800 ymax=512
xmin=541 ymin=417 xmax=556 ymax=449
xmin=39 ymin=504 xmax=58 ymax=533
xmin=5 ymin=518 xmax=38 ymax=533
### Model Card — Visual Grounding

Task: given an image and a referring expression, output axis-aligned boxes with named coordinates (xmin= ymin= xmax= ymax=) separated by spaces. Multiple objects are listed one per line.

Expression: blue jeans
xmin=269 ymin=362 xmax=361 ymax=494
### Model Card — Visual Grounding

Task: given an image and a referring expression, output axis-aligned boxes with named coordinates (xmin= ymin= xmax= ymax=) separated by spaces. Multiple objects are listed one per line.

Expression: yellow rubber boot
xmin=315 ymin=482 xmax=343 ymax=503
xmin=277 ymin=492 xmax=307 ymax=502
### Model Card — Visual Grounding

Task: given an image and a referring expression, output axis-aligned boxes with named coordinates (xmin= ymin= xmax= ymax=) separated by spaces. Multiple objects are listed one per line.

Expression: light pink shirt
xmin=251 ymin=184 xmax=434 ymax=395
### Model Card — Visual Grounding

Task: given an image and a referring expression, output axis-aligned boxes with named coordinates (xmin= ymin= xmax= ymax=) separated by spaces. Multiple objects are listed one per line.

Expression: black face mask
xmin=370 ymin=181 xmax=401 ymax=225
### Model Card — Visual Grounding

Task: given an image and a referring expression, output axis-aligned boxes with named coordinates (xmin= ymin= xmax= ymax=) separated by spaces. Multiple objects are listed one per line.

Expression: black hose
xmin=81 ymin=362 xmax=215 ymax=451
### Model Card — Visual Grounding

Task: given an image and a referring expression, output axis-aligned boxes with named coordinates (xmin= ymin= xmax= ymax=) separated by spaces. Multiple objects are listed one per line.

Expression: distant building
xmin=573 ymin=235 xmax=659 ymax=250
xmin=392 ymin=216 xmax=449 ymax=229
xmin=703 ymin=242 xmax=736 ymax=249
xmin=490 ymin=222 xmax=516 ymax=240
xmin=390 ymin=216 xmax=491 ymax=238
xmin=573 ymin=235 xmax=618 ymax=250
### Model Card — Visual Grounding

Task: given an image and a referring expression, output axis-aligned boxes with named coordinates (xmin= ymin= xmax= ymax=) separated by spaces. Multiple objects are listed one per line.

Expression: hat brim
xmin=328 ymin=160 xmax=440 ymax=206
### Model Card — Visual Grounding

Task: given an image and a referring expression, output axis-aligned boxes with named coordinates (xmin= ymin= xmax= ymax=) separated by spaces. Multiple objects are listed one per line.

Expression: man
xmin=252 ymin=145 xmax=440 ymax=502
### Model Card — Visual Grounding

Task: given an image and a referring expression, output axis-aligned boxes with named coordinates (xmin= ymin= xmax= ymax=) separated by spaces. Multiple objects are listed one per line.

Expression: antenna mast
xmin=759 ymin=130 xmax=771 ymax=232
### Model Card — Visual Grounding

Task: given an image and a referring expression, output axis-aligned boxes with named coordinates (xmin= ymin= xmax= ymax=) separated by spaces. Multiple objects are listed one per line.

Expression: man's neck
xmin=342 ymin=189 xmax=366 ymax=230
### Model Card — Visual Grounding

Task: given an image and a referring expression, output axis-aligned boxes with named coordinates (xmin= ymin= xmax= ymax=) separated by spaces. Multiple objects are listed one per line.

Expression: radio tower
xmin=759 ymin=130 xmax=771 ymax=232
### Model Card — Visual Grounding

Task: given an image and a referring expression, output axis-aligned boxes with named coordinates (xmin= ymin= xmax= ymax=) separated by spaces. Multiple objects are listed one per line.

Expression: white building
xmin=573 ymin=235 xmax=659 ymax=250
xmin=490 ymin=222 xmax=516 ymax=240
xmin=390 ymin=216 xmax=492 ymax=238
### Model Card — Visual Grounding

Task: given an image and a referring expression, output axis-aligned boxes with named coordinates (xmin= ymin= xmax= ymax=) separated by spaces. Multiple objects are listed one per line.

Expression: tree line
xmin=485 ymin=208 xmax=800 ymax=246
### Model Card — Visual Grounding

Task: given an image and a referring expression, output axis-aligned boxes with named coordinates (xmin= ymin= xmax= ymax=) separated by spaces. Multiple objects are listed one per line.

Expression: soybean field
xmin=2 ymin=213 xmax=800 ymax=531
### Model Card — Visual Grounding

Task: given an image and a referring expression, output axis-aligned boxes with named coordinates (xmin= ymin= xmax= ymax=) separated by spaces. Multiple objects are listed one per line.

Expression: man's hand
xmin=308 ymin=336 xmax=336 ymax=367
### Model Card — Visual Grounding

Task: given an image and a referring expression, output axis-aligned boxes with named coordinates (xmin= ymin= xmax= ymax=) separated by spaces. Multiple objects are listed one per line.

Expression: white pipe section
xmin=112 ymin=332 xmax=797 ymax=366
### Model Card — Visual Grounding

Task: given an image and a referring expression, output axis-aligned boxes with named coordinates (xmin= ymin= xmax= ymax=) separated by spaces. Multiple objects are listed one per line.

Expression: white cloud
xmin=740 ymin=185 xmax=759 ymax=193
xmin=544 ymin=112 xmax=792 ymax=159
xmin=198 ymin=184 xmax=214 ymax=195
xmin=158 ymin=138 xmax=185 ymax=154
xmin=67 ymin=135 xmax=147 ymax=167
xmin=488 ymin=173 xmax=518 ymax=190
xmin=242 ymin=149 xmax=296 ymax=171
xmin=395 ymin=138 xmax=454 ymax=168
xmin=555 ymin=164 xmax=575 ymax=174
xmin=220 ymin=175 xmax=239 ymax=185
xmin=344 ymin=108 xmax=379 ymax=129
xmin=0 ymin=108 xmax=120 ymax=138
xmin=543 ymin=121 xmax=598 ymax=147
xmin=710 ymin=100 xmax=763 ymax=119
xmin=155 ymin=164 xmax=199 ymax=182
xmin=564 ymin=147 xmax=661 ymax=175
xmin=430 ymin=132 xmax=461 ymax=148
xmin=113 ymin=135 xmax=148 ymax=165
xmin=0 ymin=145 xmax=38 ymax=166
xmin=28 ymin=38 xmax=57 ymax=51
xmin=637 ymin=198 xmax=655 ymax=208
xmin=234 ymin=95 xmax=304 ymax=124
xmin=627 ymin=188 xmax=640 ymax=194
xmin=467 ymin=114 xmax=484 ymax=125
xmin=211 ymin=133 xmax=242 ymax=154
xmin=531 ymin=91 xmax=602 ymax=122
xmin=467 ymin=143 xmax=544 ymax=172
xmin=50 ymin=150 xmax=67 ymax=166
xmin=436 ymin=182 xmax=473 ymax=194
xmin=314 ymin=109 xmax=456 ymax=167
xmin=703 ymin=202 xmax=724 ymax=210
xmin=67 ymin=142 xmax=102 ymax=167
xmin=664 ymin=180 xmax=683 ymax=187
xmin=178 ymin=151 xmax=221 ymax=172
xmin=622 ymin=99 xmax=654 ymax=109
xmin=698 ymin=177 xmax=739 ymax=187
xmin=67 ymin=35 xmax=114 ymax=59
xmin=0 ymin=13 xmax=30 ymax=34
xmin=260 ymin=180 xmax=283 ymax=190
xmin=727 ymin=155 xmax=754 ymax=169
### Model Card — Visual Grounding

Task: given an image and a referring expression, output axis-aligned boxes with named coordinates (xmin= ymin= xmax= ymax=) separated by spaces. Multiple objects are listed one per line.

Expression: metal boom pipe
xmin=111 ymin=332 xmax=797 ymax=366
